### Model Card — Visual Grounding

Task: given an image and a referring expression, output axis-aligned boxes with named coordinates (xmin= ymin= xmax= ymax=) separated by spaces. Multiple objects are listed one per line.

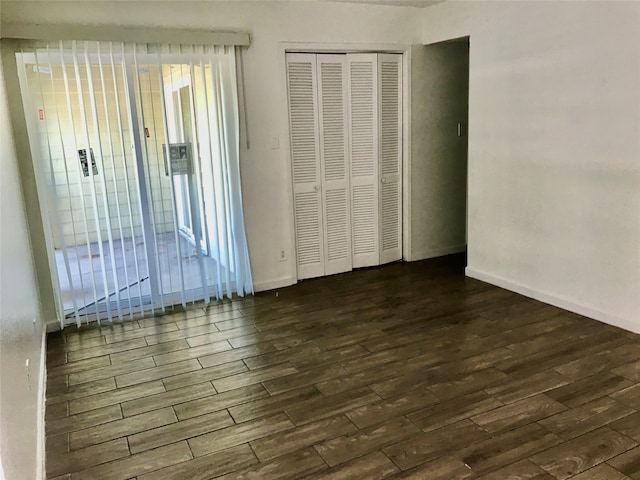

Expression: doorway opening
xmin=411 ymin=36 xmax=469 ymax=273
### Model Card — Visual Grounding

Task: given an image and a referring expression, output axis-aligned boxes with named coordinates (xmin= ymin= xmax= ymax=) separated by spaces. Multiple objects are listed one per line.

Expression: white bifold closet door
xmin=287 ymin=53 xmax=352 ymax=279
xmin=286 ymin=52 xmax=401 ymax=280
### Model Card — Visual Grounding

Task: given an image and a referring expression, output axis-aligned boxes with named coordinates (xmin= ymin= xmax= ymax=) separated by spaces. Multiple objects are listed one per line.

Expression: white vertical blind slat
xmin=112 ymin=42 xmax=146 ymax=315
xmin=202 ymin=53 xmax=225 ymax=299
xmin=143 ymin=51 xmax=174 ymax=306
xmin=97 ymin=42 xmax=130 ymax=319
xmin=176 ymin=59 xmax=198 ymax=305
xmin=196 ymin=53 xmax=217 ymax=300
xmin=126 ymin=43 xmax=159 ymax=314
xmin=187 ymin=54 xmax=211 ymax=304
xmin=220 ymin=44 xmax=251 ymax=295
xmin=174 ymin=56 xmax=193 ymax=304
xmin=211 ymin=50 xmax=233 ymax=295
xmin=73 ymin=40 xmax=114 ymax=323
xmin=132 ymin=43 xmax=166 ymax=312
xmin=42 ymin=45 xmax=85 ymax=327
xmin=88 ymin=42 xmax=123 ymax=320
xmin=31 ymin=49 xmax=71 ymax=327
xmin=156 ymin=51 xmax=187 ymax=308
xmin=61 ymin=41 xmax=102 ymax=323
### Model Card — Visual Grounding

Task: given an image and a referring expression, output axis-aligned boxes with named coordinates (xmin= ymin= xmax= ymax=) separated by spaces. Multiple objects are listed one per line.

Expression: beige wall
xmin=0 ymin=52 xmax=46 ymax=480
xmin=423 ymin=1 xmax=640 ymax=332
xmin=410 ymin=40 xmax=469 ymax=260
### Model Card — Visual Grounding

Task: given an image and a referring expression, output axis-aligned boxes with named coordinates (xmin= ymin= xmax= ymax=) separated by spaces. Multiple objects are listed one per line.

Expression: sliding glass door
xmin=17 ymin=41 xmax=253 ymax=327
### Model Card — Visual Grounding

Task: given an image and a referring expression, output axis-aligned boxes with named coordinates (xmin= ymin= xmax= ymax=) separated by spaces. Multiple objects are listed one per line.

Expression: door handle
xmin=314 ymin=185 xmax=320 ymax=192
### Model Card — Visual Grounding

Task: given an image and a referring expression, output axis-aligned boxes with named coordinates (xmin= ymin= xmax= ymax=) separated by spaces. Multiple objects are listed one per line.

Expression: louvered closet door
xmin=378 ymin=54 xmax=403 ymax=264
xmin=347 ymin=54 xmax=380 ymax=268
xmin=286 ymin=54 xmax=325 ymax=279
xmin=317 ymin=55 xmax=352 ymax=276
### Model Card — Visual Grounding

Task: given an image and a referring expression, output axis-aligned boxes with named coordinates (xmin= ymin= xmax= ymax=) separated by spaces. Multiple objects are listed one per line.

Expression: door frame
xmin=279 ymin=42 xmax=413 ymax=282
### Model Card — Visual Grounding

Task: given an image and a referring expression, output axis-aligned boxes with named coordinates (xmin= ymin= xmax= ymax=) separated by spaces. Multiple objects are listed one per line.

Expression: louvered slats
xmin=352 ymin=184 xmax=377 ymax=254
xmin=349 ymin=62 xmax=376 ymax=178
xmin=288 ymin=61 xmax=319 ymax=185
xmin=294 ymin=191 xmax=322 ymax=265
xmin=325 ymin=188 xmax=349 ymax=261
xmin=287 ymin=54 xmax=324 ymax=279
xmin=320 ymin=63 xmax=346 ymax=182
xmin=381 ymin=182 xmax=399 ymax=250
xmin=380 ymin=60 xmax=400 ymax=176
xmin=379 ymin=54 xmax=402 ymax=264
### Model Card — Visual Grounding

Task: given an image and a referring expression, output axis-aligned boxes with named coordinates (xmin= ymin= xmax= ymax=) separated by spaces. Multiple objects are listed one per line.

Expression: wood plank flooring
xmin=45 ymin=254 xmax=640 ymax=479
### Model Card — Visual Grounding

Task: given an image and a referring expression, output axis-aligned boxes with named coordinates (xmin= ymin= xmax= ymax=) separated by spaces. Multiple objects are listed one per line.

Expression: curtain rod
xmin=1 ymin=22 xmax=251 ymax=46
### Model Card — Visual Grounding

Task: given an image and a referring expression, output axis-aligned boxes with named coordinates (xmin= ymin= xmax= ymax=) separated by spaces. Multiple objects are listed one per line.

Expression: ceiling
xmin=329 ymin=0 xmax=444 ymax=8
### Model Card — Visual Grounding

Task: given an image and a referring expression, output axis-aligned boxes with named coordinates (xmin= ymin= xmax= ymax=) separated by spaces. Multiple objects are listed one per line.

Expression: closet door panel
xmin=317 ymin=55 xmax=352 ymax=275
xmin=378 ymin=53 xmax=402 ymax=264
xmin=347 ymin=54 xmax=380 ymax=268
xmin=293 ymin=188 xmax=324 ymax=276
xmin=287 ymin=53 xmax=324 ymax=279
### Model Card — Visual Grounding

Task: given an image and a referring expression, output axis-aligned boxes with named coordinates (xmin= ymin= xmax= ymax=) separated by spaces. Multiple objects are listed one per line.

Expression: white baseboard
xmin=409 ymin=244 xmax=466 ymax=262
xmin=465 ymin=266 xmax=640 ymax=335
xmin=36 ymin=328 xmax=46 ymax=480
xmin=252 ymin=275 xmax=297 ymax=293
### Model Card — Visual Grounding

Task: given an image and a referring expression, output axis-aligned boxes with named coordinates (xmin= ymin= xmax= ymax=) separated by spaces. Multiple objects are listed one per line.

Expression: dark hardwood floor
xmin=45 ymin=255 xmax=640 ymax=479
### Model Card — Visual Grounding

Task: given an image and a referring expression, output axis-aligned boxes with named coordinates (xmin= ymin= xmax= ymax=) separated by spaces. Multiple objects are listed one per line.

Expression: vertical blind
xmin=17 ymin=40 xmax=253 ymax=328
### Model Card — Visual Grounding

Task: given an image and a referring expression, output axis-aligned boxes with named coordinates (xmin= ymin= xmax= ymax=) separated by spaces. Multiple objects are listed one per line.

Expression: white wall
xmin=410 ymin=40 xmax=468 ymax=260
xmin=1 ymin=0 xmax=423 ymax=293
xmin=0 ymin=52 xmax=46 ymax=480
xmin=423 ymin=1 xmax=640 ymax=332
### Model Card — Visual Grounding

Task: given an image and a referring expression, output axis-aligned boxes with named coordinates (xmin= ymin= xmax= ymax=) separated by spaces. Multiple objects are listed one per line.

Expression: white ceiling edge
xmin=327 ymin=0 xmax=444 ymax=8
